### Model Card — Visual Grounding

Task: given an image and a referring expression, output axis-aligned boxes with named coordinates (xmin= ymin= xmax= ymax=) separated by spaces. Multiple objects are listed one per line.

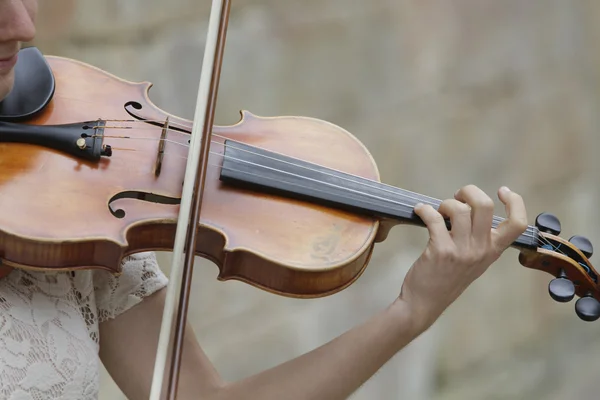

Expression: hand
xmin=397 ymin=185 xmax=528 ymax=333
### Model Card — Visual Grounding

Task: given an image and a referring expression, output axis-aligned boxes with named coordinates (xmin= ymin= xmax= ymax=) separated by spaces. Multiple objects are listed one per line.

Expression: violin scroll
xmin=519 ymin=212 xmax=600 ymax=321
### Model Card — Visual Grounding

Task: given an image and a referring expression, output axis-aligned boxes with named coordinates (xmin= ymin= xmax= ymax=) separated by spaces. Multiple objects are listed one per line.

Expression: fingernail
xmin=501 ymin=186 xmax=510 ymax=193
xmin=414 ymin=202 xmax=423 ymax=210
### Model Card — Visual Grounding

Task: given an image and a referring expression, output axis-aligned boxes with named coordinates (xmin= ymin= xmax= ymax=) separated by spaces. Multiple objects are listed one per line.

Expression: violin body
xmin=0 ymin=55 xmax=382 ymax=298
xmin=2 ymin=50 xmax=600 ymax=322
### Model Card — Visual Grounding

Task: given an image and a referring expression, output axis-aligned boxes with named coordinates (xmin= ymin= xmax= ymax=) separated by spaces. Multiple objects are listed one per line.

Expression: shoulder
xmin=93 ymin=251 xmax=169 ymax=322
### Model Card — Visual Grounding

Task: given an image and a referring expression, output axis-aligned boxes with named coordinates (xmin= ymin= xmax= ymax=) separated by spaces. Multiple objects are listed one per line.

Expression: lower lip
xmin=0 ymin=54 xmax=18 ymax=72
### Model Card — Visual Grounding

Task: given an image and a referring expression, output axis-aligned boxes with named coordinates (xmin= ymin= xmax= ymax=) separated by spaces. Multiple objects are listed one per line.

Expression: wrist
xmin=389 ymin=298 xmax=432 ymax=340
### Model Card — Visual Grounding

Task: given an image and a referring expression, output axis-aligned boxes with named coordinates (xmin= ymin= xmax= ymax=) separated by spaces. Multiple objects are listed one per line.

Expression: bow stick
xmin=149 ymin=0 xmax=232 ymax=398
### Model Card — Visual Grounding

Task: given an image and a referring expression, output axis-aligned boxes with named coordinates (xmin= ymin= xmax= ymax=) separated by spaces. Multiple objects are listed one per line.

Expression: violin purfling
xmin=0 ymin=47 xmax=598 ymax=320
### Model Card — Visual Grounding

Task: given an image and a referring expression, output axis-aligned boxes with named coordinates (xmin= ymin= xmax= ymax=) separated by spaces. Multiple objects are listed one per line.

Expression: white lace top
xmin=0 ymin=252 xmax=169 ymax=400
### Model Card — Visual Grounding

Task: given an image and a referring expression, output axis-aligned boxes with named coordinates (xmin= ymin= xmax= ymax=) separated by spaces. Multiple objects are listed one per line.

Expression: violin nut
xmin=76 ymin=138 xmax=87 ymax=149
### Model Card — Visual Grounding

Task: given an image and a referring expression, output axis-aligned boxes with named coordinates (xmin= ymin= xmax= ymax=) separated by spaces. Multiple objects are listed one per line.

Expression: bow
xmin=149 ymin=0 xmax=232 ymax=398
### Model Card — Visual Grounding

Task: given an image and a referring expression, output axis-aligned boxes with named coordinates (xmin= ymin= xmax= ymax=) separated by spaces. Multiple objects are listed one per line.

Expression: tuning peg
xmin=569 ymin=235 xmax=593 ymax=259
xmin=535 ymin=212 xmax=561 ymax=235
xmin=548 ymin=269 xmax=575 ymax=303
xmin=575 ymin=293 xmax=600 ymax=322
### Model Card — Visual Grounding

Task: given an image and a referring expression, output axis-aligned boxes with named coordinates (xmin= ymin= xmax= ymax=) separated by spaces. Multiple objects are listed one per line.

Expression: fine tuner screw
xmin=76 ymin=138 xmax=86 ymax=149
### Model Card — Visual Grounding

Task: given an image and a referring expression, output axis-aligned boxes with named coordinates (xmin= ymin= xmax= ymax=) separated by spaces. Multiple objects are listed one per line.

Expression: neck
xmin=219 ymin=140 xmax=539 ymax=250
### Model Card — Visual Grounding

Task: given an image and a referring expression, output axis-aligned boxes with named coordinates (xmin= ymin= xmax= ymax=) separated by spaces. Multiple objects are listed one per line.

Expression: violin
xmin=0 ymin=1 xmax=598 ymax=398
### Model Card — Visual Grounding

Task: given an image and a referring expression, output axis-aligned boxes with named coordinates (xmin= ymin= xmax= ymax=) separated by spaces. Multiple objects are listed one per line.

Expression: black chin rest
xmin=0 ymin=47 xmax=55 ymax=122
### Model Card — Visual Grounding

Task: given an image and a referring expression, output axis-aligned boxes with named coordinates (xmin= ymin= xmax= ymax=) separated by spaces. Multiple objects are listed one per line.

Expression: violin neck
xmin=219 ymin=140 xmax=539 ymax=251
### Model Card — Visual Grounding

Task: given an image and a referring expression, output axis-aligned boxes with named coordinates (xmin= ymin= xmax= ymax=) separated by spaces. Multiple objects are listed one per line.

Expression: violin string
xmin=206 ymin=159 xmax=555 ymax=250
xmin=91 ymin=124 xmax=578 ymax=270
xmin=210 ymin=157 xmax=571 ymax=259
xmin=99 ymin=134 xmax=190 ymax=148
xmin=208 ymin=148 xmax=541 ymax=238
xmin=99 ymin=119 xmax=524 ymax=220
xmin=96 ymin=124 xmax=546 ymax=246
xmin=90 ymin=120 xmax=552 ymax=240
xmin=95 ymin=122 xmax=549 ymax=246
xmin=204 ymin=148 xmax=560 ymax=256
xmin=209 ymin=152 xmax=546 ymax=242
xmin=215 ymin=150 xmax=565 ymax=255
xmin=96 ymin=134 xmax=568 ymax=257
xmin=100 ymin=134 xmax=547 ymax=247
xmin=96 ymin=121 xmax=530 ymax=221
xmin=99 ymin=133 xmax=540 ymax=242
xmin=96 ymin=131 xmax=543 ymax=244
xmin=215 ymin=146 xmax=559 ymax=252
xmin=94 ymin=124 xmax=524 ymax=226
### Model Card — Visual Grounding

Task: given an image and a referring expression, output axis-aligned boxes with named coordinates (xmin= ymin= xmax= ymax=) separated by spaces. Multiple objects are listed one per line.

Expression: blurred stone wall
xmin=33 ymin=1 xmax=600 ymax=399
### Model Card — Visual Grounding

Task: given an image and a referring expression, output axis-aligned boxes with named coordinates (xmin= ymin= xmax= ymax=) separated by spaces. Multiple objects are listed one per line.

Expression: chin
xmin=0 ymin=70 xmax=15 ymax=102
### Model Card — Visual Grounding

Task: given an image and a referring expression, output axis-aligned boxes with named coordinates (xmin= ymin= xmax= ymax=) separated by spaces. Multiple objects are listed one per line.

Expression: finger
xmin=437 ymin=198 xmax=472 ymax=243
xmin=414 ymin=203 xmax=452 ymax=245
xmin=493 ymin=186 xmax=528 ymax=249
xmin=454 ymin=184 xmax=494 ymax=239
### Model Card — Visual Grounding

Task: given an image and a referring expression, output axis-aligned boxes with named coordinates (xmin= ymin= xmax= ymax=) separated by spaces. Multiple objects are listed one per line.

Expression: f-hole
xmin=123 ymin=101 xmax=192 ymax=133
xmin=109 ymin=191 xmax=181 ymax=218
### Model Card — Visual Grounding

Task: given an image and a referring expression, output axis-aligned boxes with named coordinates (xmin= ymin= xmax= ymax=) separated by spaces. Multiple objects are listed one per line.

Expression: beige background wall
xmin=34 ymin=1 xmax=600 ymax=399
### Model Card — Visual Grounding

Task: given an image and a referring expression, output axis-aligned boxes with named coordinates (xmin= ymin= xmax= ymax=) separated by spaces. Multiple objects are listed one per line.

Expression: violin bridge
xmin=154 ymin=117 xmax=169 ymax=176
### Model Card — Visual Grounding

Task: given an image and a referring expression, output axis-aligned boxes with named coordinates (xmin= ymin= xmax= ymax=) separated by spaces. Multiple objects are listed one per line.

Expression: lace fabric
xmin=0 ymin=252 xmax=168 ymax=400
